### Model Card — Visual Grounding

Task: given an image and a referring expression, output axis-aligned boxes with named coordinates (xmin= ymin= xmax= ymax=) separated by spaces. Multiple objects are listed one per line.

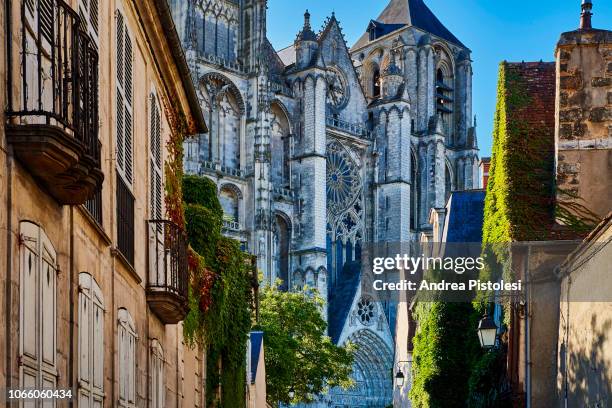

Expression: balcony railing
xmin=197 ymin=53 xmax=248 ymax=75
xmin=222 ymin=219 xmax=242 ymax=232
xmin=6 ymin=0 xmax=102 ymax=204
xmin=326 ymin=116 xmax=373 ymax=140
xmin=272 ymin=187 xmax=295 ymax=201
xmin=147 ymin=220 xmax=189 ymax=324
xmin=199 ymin=160 xmax=245 ymax=178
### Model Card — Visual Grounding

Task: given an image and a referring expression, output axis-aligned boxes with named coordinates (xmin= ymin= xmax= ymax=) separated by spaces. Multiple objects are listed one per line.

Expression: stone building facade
xmin=169 ymin=0 xmax=479 ymax=406
xmin=555 ymin=9 xmax=612 ymax=220
xmin=1 ymin=0 xmax=208 ymax=406
xmin=484 ymin=2 xmax=611 ymax=406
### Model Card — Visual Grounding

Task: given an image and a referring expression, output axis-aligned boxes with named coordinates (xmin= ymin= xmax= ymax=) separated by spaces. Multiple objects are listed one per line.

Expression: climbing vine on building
xmin=410 ymin=301 xmax=481 ymax=407
xmin=182 ymin=175 xmax=253 ymax=408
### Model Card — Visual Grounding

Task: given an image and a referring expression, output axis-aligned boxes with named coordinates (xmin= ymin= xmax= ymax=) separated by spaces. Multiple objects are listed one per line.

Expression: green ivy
xmin=467 ymin=349 xmax=512 ymax=408
xmin=409 ymin=302 xmax=481 ymax=407
xmin=183 ymin=175 xmax=223 ymax=217
xmin=181 ymin=175 xmax=252 ymax=408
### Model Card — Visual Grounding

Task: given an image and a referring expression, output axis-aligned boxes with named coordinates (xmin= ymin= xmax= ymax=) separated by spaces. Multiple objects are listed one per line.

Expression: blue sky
xmin=266 ymin=0 xmax=612 ymax=157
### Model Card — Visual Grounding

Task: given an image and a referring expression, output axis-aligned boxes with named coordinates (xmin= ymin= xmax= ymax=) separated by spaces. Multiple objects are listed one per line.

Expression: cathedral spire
xmin=580 ymin=0 xmax=593 ymax=30
xmin=304 ymin=9 xmax=312 ymax=30
xmin=296 ymin=9 xmax=317 ymax=42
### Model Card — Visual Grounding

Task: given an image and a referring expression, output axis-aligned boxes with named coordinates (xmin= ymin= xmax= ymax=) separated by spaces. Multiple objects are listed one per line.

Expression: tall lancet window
xmin=270 ymin=103 xmax=291 ymax=188
xmin=372 ymin=68 xmax=381 ymax=98
xmin=197 ymin=73 xmax=245 ymax=168
xmin=435 ymin=47 xmax=455 ymax=139
xmin=273 ymin=214 xmax=291 ymax=291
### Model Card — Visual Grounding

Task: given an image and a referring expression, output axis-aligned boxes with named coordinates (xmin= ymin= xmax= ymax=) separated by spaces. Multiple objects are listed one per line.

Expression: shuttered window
xmin=79 ymin=0 xmax=99 ymax=45
xmin=150 ymin=340 xmax=165 ymax=408
xmin=78 ymin=273 xmax=105 ymax=408
xmin=149 ymin=92 xmax=163 ymax=222
xmin=118 ymin=308 xmax=137 ymax=408
xmin=19 ymin=221 xmax=58 ymax=397
xmin=116 ymin=10 xmax=133 ymax=185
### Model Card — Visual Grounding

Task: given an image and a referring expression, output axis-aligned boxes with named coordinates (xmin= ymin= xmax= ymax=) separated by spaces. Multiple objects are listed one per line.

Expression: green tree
xmin=254 ymin=285 xmax=355 ymax=406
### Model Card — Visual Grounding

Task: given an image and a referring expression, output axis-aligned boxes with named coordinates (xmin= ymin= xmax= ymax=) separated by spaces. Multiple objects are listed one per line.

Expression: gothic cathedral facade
xmin=169 ymin=0 xmax=479 ymax=406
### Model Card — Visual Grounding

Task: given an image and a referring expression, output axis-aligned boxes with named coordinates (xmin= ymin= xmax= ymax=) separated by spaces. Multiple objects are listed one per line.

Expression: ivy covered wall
xmin=182 ymin=175 xmax=253 ymax=408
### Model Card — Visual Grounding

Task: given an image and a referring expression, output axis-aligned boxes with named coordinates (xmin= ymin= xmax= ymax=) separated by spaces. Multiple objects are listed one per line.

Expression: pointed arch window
xmin=78 ymin=273 xmax=105 ymax=407
xmin=372 ymin=68 xmax=381 ymax=98
xmin=19 ymin=221 xmax=58 ymax=393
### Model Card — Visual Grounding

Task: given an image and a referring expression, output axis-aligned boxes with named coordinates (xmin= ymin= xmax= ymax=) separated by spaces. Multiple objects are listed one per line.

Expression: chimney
xmin=580 ymin=0 xmax=592 ymax=30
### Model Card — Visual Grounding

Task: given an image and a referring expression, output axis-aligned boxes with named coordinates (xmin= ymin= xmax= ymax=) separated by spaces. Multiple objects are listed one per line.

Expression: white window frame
xmin=19 ymin=221 xmax=58 ymax=406
xmin=78 ymin=272 xmax=105 ymax=407
xmin=115 ymin=8 xmax=134 ymax=187
xmin=150 ymin=339 xmax=165 ymax=408
xmin=118 ymin=308 xmax=137 ymax=408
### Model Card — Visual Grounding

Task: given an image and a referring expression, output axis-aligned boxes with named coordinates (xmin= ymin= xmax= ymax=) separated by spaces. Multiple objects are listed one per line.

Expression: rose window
xmin=327 ymin=142 xmax=360 ymax=215
xmin=357 ymin=297 xmax=376 ymax=326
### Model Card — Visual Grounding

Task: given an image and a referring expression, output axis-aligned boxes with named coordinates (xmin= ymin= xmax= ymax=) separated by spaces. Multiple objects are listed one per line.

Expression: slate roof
xmin=443 ymin=190 xmax=486 ymax=243
xmin=249 ymin=331 xmax=263 ymax=384
xmin=328 ymin=261 xmax=362 ymax=344
xmin=352 ymin=0 xmax=466 ymax=50
xmin=276 ymin=44 xmax=296 ymax=67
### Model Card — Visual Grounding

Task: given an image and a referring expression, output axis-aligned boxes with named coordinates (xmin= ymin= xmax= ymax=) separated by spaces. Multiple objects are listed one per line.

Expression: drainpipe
xmin=524 ymin=246 xmax=531 ymax=408
xmin=4 ymin=0 xmax=14 ymax=389
xmin=5 ymin=148 xmax=14 ymax=391
xmin=69 ymin=206 xmax=75 ymax=406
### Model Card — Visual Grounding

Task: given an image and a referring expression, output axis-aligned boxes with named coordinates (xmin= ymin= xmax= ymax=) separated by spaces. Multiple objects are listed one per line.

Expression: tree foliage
xmin=254 ymin=285 xmax=355 ymax=406
xmin=410 ymin=301 xmax=481 ymax=408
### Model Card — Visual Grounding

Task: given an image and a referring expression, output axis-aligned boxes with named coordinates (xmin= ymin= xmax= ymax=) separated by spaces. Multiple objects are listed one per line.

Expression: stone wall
xmin=556 ymin=29 xmax=612 ymax=219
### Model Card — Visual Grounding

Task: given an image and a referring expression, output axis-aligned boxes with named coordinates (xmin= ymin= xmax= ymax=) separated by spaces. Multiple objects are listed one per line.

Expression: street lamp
xmin=395 ymin=369 xmax=405 ymax=387
xmin=288 ymin=386 xmax=295 ymax=400
xmin=477 ymin=312 xmax=498 ymax=349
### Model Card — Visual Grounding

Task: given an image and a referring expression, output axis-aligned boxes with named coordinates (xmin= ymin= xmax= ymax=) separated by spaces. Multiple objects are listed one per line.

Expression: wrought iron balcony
xmin=147 ymin=220 xmax=189 ymax=324
xmin=6 ymin=0 xmax=102 ymax=205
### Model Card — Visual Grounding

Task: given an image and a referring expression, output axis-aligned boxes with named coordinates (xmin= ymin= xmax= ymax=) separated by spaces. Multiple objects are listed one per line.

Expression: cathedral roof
xmin=249 ymin=331 xmax=263 ymax=384
xmin=442 ymin=190 xmax=485 ymax=243
xmin=276 ymin=44 xmax=296 ymax=67
xmin=328 ymin=261 xmax=362 ymax=344
xmin=352 ymin=0 xmax=466 ymax=50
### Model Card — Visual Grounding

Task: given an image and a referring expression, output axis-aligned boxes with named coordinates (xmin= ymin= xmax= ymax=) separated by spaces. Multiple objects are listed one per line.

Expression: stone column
xmin=295 ymin=74 xmax=328 ymax=315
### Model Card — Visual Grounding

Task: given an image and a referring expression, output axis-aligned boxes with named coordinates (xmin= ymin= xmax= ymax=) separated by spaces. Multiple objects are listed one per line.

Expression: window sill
xmin=111 ymin=247 xmax=141 ymax=285
xmin=77 ymin=206 xmax=112 ymax=246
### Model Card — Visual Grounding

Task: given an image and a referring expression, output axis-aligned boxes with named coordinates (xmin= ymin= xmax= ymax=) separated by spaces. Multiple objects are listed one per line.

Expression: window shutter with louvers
xmin=116 ymin=10 xmax=133 ymax=186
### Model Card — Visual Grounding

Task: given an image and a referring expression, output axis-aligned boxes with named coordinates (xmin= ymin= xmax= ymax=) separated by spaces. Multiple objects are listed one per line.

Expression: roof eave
xmin=153 ymin=0 xmax=207 ymax=134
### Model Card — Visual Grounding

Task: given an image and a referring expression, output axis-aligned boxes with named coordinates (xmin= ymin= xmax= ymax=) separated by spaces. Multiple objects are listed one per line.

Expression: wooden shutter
xmin=78 ymin=273 xmax=105 ymax=408
xmin=79 ymin=0 xmax=99 ymax=42
xmin=116 ymin=10 xmax=133 ymax=186
xmin=150 ymin=340 xmax=165 ymax=408
xmin=149 ymin=93 xmax=163 ymax=221
xmin=118 ymin=309 xmax=137 ymax=408
xmin=19 ymin=222 xmax=58 ymax=402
